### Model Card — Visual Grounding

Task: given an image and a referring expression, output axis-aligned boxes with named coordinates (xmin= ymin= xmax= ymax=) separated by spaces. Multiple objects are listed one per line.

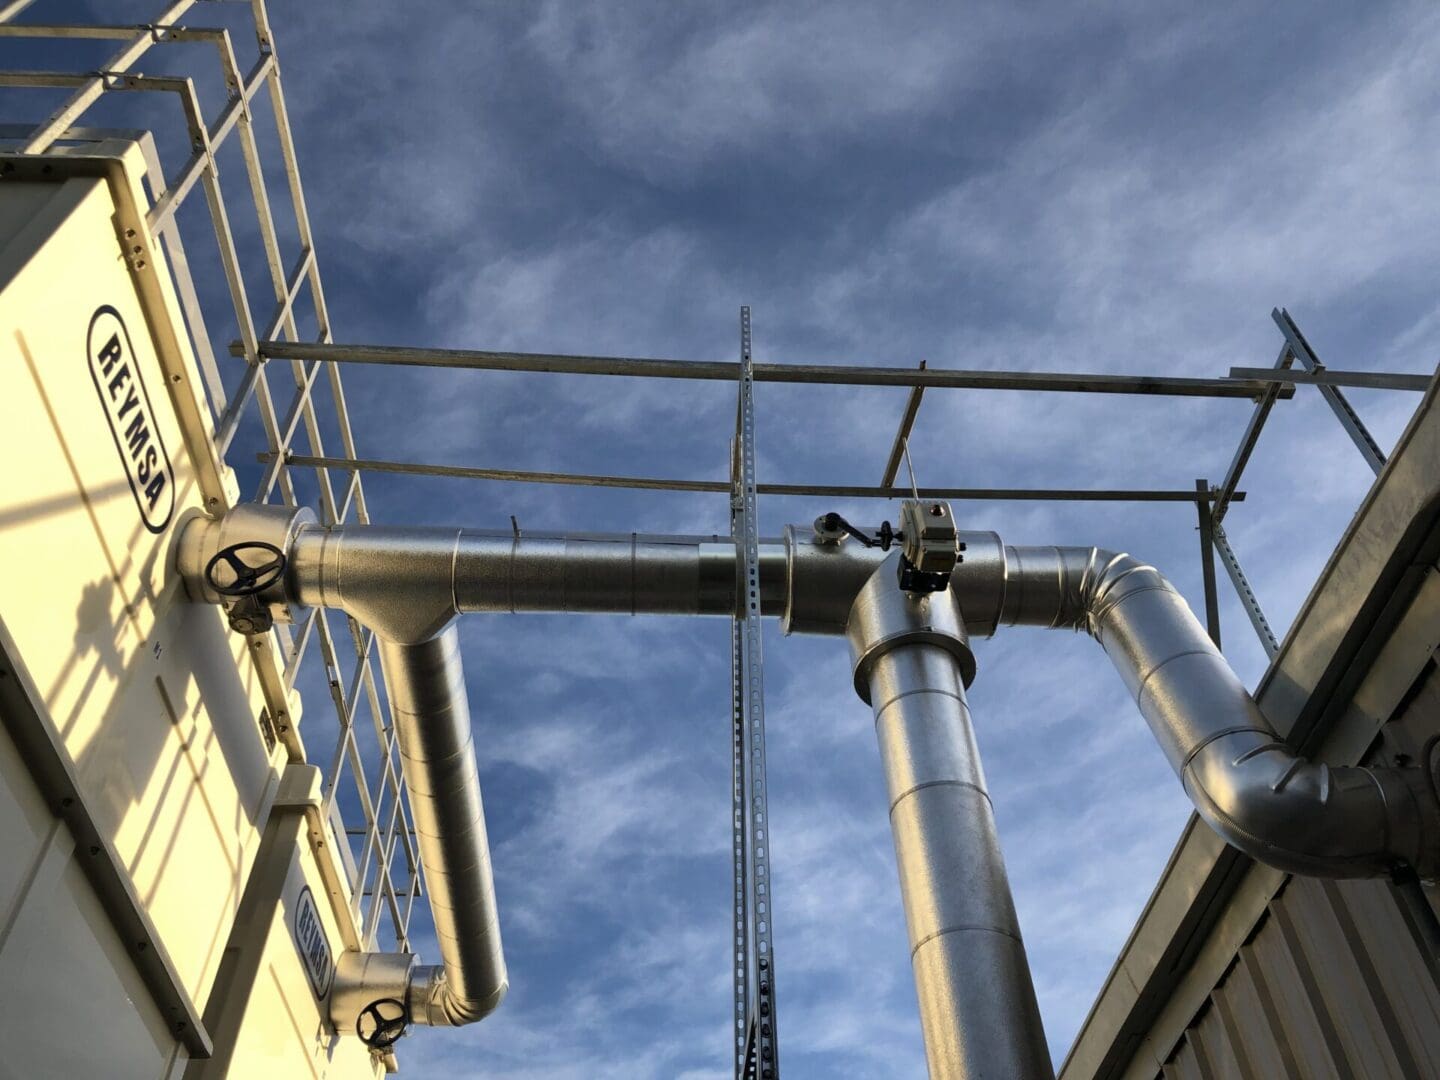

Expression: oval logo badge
xmin=293 ymin=885 xmax=334 ymax=999
xmin=87 ymin=305 xmax=175 ymax=534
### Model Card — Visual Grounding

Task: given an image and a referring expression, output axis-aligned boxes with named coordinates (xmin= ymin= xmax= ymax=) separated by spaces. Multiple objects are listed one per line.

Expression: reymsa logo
xmin=292 ymin=885 xmax=334 ymax=999
xmin=87 ymin=305 xmax=175 ymax=533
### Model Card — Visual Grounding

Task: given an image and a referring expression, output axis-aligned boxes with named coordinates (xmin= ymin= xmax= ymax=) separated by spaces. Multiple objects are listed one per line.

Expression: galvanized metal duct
xmin=380 ymin=629 xmax=507 ymax=1024
xmin=847 ymin=554 xmax=1052 ymax=1079
xmin=179 ymin=507 xmax=507 ymax=1032
xmin=282 ymin=523 xmax=888 ymax=642
xmin=322 ymin=631 xmax=509 ymax=1031
xmin=274 ymin=523 xmax=1440 ymax=878
xmin=278 ymin=523 xmax=1020 ymax=638
xmin=990 ymin=545 xmax=1440 ymax=880
xmin=178 ymin=507 xmax=1440 ymax=1047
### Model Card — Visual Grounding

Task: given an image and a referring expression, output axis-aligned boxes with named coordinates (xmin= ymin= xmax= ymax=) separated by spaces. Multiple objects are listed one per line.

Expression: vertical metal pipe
xmin=379 ymin=627 xmax=507 ymax=1025
xmin=847 ymin=557 xmax=1051 ymax=1079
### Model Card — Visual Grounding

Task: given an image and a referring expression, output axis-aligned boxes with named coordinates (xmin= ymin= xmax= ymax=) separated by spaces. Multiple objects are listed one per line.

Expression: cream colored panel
xmin=0 ymin=720 xmax=177 ymax=1080
xmin=226 ymin=819 xmax=382 ymax=1080
xmin=0 ymin=167 xmax=277 ymax=1018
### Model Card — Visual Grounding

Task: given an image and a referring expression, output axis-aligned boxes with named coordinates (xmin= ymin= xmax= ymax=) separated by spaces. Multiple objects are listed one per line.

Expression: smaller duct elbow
xmin=1002 ymin=546 xmax=1440 ymax=880
xmin=331 ymin=955 xmax=508 ymax=1037
xmin=409 ymin=963 xmax=508 ymax=1026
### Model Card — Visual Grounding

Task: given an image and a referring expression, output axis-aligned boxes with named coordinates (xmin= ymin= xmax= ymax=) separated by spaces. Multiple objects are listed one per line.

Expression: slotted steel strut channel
xmin=1272 ymin=308 xmax=1387 ymax=475
xmin=731 ymin=306 xmax=779 ymax=1080
xmin=1213 ymin=522 xmax=1280 ymax=658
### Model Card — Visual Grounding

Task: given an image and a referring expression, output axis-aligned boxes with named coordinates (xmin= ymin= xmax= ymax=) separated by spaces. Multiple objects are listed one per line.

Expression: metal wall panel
xmin=0 ymin=715 xmax=183 ymax=1080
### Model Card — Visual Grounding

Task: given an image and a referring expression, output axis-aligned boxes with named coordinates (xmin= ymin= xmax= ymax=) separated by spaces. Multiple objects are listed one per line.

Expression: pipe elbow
xmin=412 ymin=965 xmax=508 ymax=1026
xmin=1000 ymin=540 xmax=1440 ymax=880
xmin=1183 ymin=732 xmax=1440 ymax=879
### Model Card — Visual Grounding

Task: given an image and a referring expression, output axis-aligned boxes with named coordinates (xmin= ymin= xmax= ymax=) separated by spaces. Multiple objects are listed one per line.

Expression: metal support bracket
xmin=1273 ymin=307 xmax=1386 ymax=475
xmin=1213 ymin=523 xmax=1280 ymax=658
xmin=1195 ymin=480 xmax=1221 ymax=649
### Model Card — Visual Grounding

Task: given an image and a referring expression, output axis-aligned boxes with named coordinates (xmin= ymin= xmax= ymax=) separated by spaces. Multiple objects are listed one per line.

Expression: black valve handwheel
xmin=204 ymin=541 xmax=287 ymax=597
xmin=356 ymin=998 xmax=409 ymax=1050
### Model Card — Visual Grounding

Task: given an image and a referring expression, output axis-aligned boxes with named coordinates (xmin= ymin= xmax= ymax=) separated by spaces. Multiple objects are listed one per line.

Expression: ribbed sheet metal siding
xmin=1156 ymin=876 xmax=1440 ymax=1079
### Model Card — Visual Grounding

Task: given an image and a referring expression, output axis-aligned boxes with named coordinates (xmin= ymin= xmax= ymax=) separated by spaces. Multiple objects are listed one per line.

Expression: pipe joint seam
xmin=889 ymin=778 xmax=993 ymax=819
xmin=908 ymin=923 xmax=1025 ymax=960
xmin=846 ymin=555 xmax=975 ymax=703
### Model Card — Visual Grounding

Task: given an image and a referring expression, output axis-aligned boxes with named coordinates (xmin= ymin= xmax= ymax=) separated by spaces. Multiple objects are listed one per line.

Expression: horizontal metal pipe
xmin=246 ymin=339 xmax=1292 ymax=398
xmin=279 ymin=524 xmax=1023 ymax=643
xmin=287 ymin=526 xmax=785 ymax=643
xmin=999 ymin=545 xmax=1440 ymax=878
xmin=261 ymin=452 xmax=1245 ymax=503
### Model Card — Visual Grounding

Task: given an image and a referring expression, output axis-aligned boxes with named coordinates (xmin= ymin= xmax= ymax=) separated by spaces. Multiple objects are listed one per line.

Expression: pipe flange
xmin=177 ymin=502 xmax=315 ymax=613
xmin=846 ymin=553 xmax=975 ymax=702
xmin=331 ymin=950 xmax=419 ymax=1034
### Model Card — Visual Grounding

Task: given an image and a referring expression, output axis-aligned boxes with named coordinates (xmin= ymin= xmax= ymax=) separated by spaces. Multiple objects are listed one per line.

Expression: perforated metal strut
xmin=731 ymin=307 xmax=779 ymax=1080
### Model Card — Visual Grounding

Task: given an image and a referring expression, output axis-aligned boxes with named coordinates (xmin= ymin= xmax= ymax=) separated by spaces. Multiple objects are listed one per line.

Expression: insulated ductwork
xmin=988 ymin=545 xmax=1440 ymax=879
xmin=177 ymin=506 xmax=1440 ymax=1043
xmin=375 ymin=629 xmax=507 ymax=1025
xmin=847 ymin=555 xmax=1052 ymax=1079
xmin=179 ymin=507 xmax=507 ymax=1032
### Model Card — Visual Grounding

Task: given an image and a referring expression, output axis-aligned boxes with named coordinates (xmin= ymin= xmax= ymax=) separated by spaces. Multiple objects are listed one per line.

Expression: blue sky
xmin=12 ymin=2 xmax=1440 ymax=1076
